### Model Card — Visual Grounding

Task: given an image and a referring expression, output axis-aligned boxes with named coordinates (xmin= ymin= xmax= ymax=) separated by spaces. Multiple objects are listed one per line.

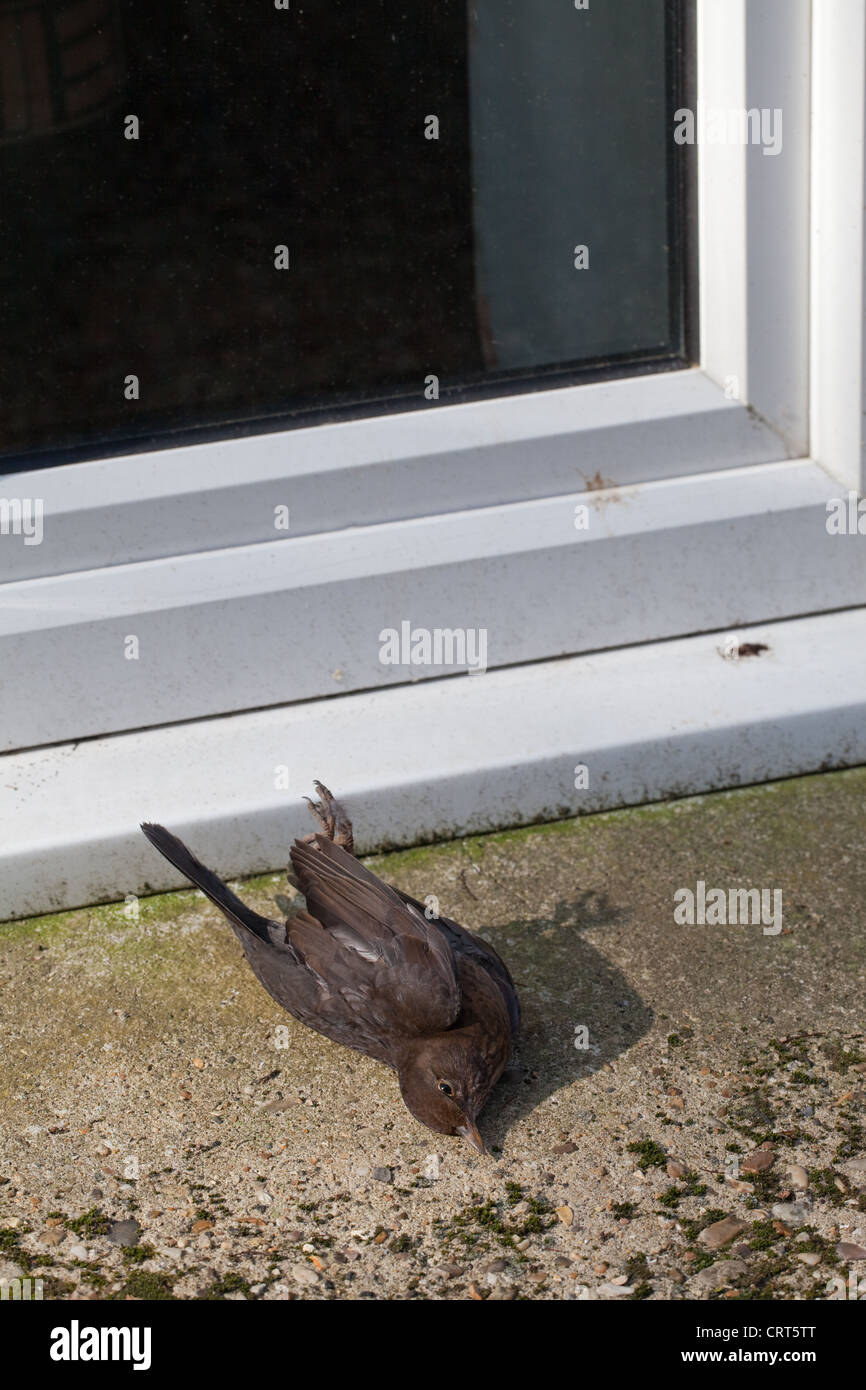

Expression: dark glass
xmin=0 ymin=0 xmax=693 ymax=467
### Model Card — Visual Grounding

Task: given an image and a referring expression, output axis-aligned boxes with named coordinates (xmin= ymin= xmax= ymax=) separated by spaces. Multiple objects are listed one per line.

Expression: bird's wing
xmin=288 ymin=836 xmax=461 ymax=1038
xmin=395 ymin=888 xmax=521 ymax=1038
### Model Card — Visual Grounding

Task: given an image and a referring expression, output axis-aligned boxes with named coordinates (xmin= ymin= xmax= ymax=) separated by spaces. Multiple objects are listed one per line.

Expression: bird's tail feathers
xmin=140 ymin=822 xmax=277 ymax=943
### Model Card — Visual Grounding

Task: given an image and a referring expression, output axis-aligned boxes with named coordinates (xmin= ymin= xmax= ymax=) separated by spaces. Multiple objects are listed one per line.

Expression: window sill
xmin=2 ymin=604 xmax=864 ymax=920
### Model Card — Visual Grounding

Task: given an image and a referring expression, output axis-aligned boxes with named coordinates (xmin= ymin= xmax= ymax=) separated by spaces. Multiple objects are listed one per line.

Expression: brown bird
xmin=141 ymin=782 xmax=519 ymax=1154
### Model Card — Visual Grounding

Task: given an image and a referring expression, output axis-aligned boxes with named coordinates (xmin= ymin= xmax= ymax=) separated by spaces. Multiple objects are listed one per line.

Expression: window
xmin=0 ymin=0 xmax=691 ymax=464
xmin=2 ymin=0 xmax=864 ymax=919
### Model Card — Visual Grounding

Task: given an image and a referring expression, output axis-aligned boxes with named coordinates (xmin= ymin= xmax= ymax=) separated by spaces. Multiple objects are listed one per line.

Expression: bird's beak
xmin=458 ymin=1119 xmax=488 ymax=1156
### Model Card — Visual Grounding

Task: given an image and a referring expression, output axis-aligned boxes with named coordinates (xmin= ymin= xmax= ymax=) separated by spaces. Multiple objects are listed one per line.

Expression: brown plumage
xmin=141 ymin=782 xmax=519 ymax=1153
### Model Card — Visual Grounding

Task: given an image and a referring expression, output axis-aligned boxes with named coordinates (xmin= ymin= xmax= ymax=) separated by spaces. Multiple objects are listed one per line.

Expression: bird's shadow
xmin=477 ymin=892 xmax=652 ymax=1150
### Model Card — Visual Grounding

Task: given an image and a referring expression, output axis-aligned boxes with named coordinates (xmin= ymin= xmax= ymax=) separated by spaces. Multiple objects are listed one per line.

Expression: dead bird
xmin=141 ymin=782 xmax=519 ymax=1154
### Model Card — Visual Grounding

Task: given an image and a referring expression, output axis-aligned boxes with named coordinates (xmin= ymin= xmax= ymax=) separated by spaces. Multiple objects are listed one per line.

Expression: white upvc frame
xmin=699 ymin=0 xmax=811 ymax=454
xmin=2 ymin=0 xmax=866 ymax=918
xmin=811 ymin=0 xmax=866 ymax=495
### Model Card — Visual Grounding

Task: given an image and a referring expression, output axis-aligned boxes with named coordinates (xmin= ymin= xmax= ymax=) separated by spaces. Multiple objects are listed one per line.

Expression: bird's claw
xmin=303 ymin=780 xmax=355 ymax=855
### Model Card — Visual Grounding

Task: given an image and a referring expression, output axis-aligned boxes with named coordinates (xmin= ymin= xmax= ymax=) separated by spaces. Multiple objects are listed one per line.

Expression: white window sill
xmin=2 ymin=604 xmax=863 ymax=921
xmin=2 ymin=457 xmax=862 ymax=751
xmin=0 ymin=367 xmax=785 ymax=583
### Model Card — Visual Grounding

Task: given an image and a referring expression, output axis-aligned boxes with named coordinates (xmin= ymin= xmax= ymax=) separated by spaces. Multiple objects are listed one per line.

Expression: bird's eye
xmin=437 ymin=1081 xmax=453 ymax=1096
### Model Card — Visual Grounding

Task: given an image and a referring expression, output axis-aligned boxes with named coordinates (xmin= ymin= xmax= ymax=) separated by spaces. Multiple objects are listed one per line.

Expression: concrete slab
xmin=0 ymin=768 xmax=864 ymax=1300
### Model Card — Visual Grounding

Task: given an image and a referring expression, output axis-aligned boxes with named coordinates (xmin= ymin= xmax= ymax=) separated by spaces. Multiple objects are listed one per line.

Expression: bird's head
xmin=397 ymin=1034 xmax=495 ymax=1155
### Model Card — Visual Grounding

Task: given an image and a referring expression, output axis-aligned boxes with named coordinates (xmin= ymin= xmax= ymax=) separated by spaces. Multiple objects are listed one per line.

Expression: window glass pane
xmin=0 ymin=0 xmax=692 ymax=465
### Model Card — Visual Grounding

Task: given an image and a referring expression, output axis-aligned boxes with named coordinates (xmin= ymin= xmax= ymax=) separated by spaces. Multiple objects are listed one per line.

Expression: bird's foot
xmin=302 ymin=780 xmax=355 ymax=855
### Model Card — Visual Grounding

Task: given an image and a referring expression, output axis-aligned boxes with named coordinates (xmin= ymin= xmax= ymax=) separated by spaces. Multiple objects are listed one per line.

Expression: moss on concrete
xmin=1 ymin=767 xmax=864 ymax=1302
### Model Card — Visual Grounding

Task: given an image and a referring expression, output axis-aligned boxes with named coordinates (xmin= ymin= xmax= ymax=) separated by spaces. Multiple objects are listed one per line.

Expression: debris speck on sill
xmin=720 ymin=637 xmax=770 ymax=661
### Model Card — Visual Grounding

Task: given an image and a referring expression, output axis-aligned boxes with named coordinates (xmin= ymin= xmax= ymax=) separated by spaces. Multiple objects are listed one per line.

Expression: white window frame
xmin=2 ymin=0 xmax=866 ymax=916
xmin=811 ymin=0 xmax=866 ymax=498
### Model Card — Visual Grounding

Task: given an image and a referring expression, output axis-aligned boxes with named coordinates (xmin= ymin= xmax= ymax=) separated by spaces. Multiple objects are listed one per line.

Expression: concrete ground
xmin=1 ymin=768 xmax=864 ymax=1301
